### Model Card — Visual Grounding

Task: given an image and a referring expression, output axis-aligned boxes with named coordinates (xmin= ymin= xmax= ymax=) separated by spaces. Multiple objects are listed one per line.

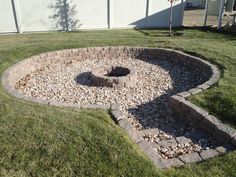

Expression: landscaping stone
xmin=190 ymin=107 xmax=208 ymax=121
xmin=110 ymin=103 xmax=122 ymax=111
xmin=215 ymin=123 xmax=236 ymax=143
xmin=176 ymin=136 xmax=192 ymax=144
xmin=138 ymin=141 xmax=167 ymax=168
xmin=165 ymin=158 xmax=185 ymax=168
xmin=150 ymin=142 xmax=161 ymax=149
xmin=168 ymin=95 xmax=184 ymax=109
xmin=138 ymin=141 xmax=157 ymax=157
xmin=142 ymin=128 xmax=159 ymax=135
xmin=216 ymin=144 xmax=235 ymax=154
xmin=181 ymin=100 xmax=197 ymax=112
xmin=232 ymin=135 xmax=236 ymax=146
xmin=177 ymin=91 xmax=191 ymax=98
xmin=126 ymin=128 xmax=143 ymax=144
xmin=81 ymin=104 xmax=110 ymax=110
xmin=158 ymin=138 xmax=177 ymax=148
xmin=188 ymin=88 xmax=202 ymax=95
xmin=197 ymin=83 xmax=210 ymax=90
xmin=58 ymin=102 xmax=81 ymax=108
xmin=200 ymin=115 xmax=222 ymax=134
xmin=118 ymin=118 xmax=133 ymax=130
xmin=179 ymin=152 xmax=202 ymax=163
xmin=111 ymin=110 xmax=125 ymax=122
xmin=90 ymin=65 xmax=137 ymax=88
xmin=200 ymin=149 xmax=219 ymax=160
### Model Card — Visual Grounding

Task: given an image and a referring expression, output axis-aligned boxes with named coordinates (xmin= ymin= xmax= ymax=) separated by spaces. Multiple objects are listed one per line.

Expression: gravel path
xmin=16 ymin=56 xmax=218 ymax=159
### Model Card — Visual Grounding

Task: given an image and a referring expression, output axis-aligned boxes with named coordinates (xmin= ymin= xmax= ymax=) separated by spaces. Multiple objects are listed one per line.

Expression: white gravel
xmin=16 ymin=57 xmax=206 ymax=129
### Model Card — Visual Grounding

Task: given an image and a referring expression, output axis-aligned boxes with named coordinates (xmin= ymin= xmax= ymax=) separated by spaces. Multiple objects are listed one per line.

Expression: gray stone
xmin=90 ymin=65 xmax=137 ymax=88
xmin=118 ymin=118 xmax=133 ymax=130
xmin=168 ymin=95 xmax=184 ymax=109
xmin=158 ymin=138 xmax=177 ymax=148
xmin=200 ymin=149 xmax=219 ymax=160
xmin=164 ymin=158 xmax=185 ymax=168
xmin=197 ymin=84 xmax=210 ymax=90
xmin=81 ymin=104 xmax=110 ymax=110
xmin=179 ymin=152 xmax=202 ymax=164
xmin=216 ymin=144 xmax=235 ymax=154
xmin=142 ymin=128 xmax=159 ymax=135
xmin=211 ymin=69 xmax=220 ymax=80
xmin=232 ymin=135 xmax=236 ymax=146
xmin=110 ymin=104 xmax=122 ymax=111
xmin=176 ymin=136 xmax=192 ymax=144
xmin=215 ymin=123 xmax=236 ymax=143
xmin=111 ymin=110 xmax=125 ymax=122
xmin=200 ymin=115 xmax=222 ymax=134
xmin=177 ymin=91 xmax=191 ymax=98
xmin=137 ymin=141 xmax=156 ymax=157
xmin=186 ymin=113 xmax=201 ymax=126
xmin=58 ymin=102 xmax=81 ymax=109
xmin=181 ymin=100 xmax=198 ymax=112
xmin=190 ymin=107 xmax=208 ymax=122
xmin=126 ymin=128 xmax=143 ymax=144
xmin=188 ymin=88 xmax=202 ymax=95
xmin=205 ymin=76 xmax=219 ymax=86
xmin=150 ymin=142 xmax=161 ymax=149
xmin=47 ymin=51 xmax=57 ymax=57
xmin=138 ymin=141 xmax=167 ymax=168
xmin=153 ymin=157 xmax=168 ymax=169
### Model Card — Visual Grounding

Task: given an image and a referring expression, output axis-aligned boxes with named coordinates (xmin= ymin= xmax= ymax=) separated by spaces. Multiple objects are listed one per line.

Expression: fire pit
xmin=90 ymin=65 xmax=137 ymax=87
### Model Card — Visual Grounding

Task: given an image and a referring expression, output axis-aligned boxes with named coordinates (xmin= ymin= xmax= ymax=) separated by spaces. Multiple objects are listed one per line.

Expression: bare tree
xmin=168 ymin=0 xmax=178 ymax=36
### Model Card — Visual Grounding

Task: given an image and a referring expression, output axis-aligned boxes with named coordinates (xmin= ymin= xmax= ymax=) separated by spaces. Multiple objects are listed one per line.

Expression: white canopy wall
xmin=0 ymin=0 xmax=186 ymax=33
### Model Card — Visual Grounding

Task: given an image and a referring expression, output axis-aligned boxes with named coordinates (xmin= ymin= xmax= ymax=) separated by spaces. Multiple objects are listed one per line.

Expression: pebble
xmin=15 ymin=56 xmax=213 ymax=159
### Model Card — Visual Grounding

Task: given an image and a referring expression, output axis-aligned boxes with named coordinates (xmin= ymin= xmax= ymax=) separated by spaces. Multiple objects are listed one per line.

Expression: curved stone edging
xmin=1 ymin=47 xmax=235 ymax=169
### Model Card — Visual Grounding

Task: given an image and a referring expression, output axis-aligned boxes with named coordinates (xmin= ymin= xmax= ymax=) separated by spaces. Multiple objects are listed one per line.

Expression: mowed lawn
xmin=0 ymin=29 xmax=236 ymax=176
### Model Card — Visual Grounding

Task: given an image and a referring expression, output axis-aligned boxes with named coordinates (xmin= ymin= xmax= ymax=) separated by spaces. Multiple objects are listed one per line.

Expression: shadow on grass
xmin=185 ymin=26 xmax=236 ymax=39
xmin=135 ymin=27 xmax=184 ymax=37
xmin=136 ymin=26 xmax=236 ymax=40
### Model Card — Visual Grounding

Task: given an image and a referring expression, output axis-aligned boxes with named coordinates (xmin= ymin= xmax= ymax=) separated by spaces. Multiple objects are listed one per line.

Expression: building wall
xmin=0 ymin=0 xmax=185 ymax=33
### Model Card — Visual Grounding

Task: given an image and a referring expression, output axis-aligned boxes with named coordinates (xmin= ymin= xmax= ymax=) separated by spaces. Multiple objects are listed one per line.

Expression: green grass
xmin=0 ymin=28 xmax=236 ymax=176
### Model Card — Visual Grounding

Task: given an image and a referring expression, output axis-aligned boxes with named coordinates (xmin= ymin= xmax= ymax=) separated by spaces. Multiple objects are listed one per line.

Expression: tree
xmin=168 ymin=0 xmax=178 ymax=36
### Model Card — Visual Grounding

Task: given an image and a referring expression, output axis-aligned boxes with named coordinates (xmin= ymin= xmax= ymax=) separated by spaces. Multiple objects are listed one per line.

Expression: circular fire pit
xmin=90 ymin=65 xmax=137 ymax=87
xmin=2 ymin=47 xmax=223 ymax=167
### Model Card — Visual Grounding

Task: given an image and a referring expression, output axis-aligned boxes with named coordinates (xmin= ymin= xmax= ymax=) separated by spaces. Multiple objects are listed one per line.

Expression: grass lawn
xmin=0 ymin=28 xmax=236 ymax=176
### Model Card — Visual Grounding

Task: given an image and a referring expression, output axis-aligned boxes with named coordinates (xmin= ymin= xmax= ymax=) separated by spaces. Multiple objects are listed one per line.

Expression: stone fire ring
xmin=1 ymin=47 xmax=236 ymax=169
xmin=90 ymin=65 xmax=137 ymax=87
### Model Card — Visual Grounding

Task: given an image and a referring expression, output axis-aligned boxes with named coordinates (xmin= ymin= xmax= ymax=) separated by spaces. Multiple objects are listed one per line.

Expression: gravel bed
xmin=15 ymin=56 xmax=215 ymax=158
xmin=143 ymin=124 xmax=219 ymax=159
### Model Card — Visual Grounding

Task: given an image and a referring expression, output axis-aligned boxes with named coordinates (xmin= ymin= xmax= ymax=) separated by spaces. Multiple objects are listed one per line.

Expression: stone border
xmin=90 ymin=65 xmax=137 ymax=87
xmin=1 ymin=47 xmax=236 ymax=169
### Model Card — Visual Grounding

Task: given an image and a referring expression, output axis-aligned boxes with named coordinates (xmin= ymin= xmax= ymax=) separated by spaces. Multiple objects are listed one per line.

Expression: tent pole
xmin=217 ymin=0 xmax=225 ymax=29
